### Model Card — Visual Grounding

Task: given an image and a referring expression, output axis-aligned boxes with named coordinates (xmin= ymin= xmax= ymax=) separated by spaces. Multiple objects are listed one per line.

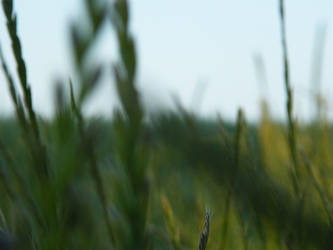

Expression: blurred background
xmin=0 ymin=0 xmax=332 ymax=121
xmin=1 ymin=1 xmax=333 ymax=249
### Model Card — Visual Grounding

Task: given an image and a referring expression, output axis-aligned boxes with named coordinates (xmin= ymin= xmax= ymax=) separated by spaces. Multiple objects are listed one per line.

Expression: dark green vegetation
xmin=0 ymin=0 xmax=332 ymax=249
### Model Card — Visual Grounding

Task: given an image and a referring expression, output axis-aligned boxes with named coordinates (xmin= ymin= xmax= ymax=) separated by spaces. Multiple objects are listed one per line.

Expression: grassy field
xmin=0 ymin=0 xmax=332 ymax=249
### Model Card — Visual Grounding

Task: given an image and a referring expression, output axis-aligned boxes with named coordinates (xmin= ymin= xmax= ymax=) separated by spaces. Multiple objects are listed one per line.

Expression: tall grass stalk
xmin=279 ymin=2 xmax=309 ymax=249
xmin=279 ymin=0 xmax=300 ymax=196
xmin=2 ymin=0 xmax=49 ymax=178
xmin=110 ymin=0 xmax=150 ymax=249
xmin=0 ymin=50 xmax=45 ymax=226
xmin=69 ymin=0 xmax=115 ymax=246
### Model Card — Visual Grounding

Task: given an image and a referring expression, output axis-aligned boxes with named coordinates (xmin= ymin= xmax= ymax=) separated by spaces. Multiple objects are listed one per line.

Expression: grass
xmin=0 ymin=0 xmax=332 ymax=249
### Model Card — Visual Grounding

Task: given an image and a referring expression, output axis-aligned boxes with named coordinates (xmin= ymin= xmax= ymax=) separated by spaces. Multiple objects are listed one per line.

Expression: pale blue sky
xmin=0 ymin=0 xmax=332 ymax=121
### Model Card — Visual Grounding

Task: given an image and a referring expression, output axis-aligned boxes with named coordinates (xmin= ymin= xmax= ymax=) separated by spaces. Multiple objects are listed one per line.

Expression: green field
xmin=0 ymin=0 xmax=332 ymax=249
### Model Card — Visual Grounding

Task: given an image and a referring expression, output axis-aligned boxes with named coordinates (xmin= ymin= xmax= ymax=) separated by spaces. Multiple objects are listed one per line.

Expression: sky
xmin=0 ymin=0 xmax=332 ymax=122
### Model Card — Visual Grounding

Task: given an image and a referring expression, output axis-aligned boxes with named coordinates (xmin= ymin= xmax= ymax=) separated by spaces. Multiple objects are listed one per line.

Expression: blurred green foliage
xmin=0 ymin=0 xmax=332 ymax=249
